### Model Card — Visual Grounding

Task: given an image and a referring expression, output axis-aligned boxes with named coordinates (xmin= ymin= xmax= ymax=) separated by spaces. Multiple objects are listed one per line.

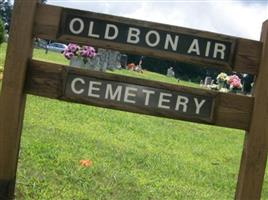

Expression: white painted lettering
xmin=187 ymin=39 xmax=200 ymax=55
xmin=205 ymin=41 xmax=211 ymax=57
xmin=71 ymin=77 xmax=85 ymax=94
xmin=105 ymin=84 xmax=122 ymax=101
xmin=127 ymin=27 xmax=140 ymax=44
xmin=194 ymin=98 xmax=206 ymax=114
xmin=175 ymin=96 xmax=189 ymax=112
xmin=213 ymin=43 xmax=226 ymax=59
xmin=145 ymin=30 xmax=160 ymax=47
xmin=158 ymin=93 xmax=172 ymax=109
xmin=124 ymin=87 xmax=138 ymax=104
xmin=104 ymin=24 xmax=119 ymax=40
xmin=142 ymin=89 xmax=155 ymax=106
xmin=69 ymin=18 xmax=84 ymax=35
xmin=88 ymin=81 xmax=102 ymax=98
xmin=88 ymin=21 xmax=100 ymax=38
xmin=164 ymin=34 xmax=179 ymax=51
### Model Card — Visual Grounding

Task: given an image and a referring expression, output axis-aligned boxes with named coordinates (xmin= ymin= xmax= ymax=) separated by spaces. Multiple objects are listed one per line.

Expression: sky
xmin=46 ymin=0 xmax=268 ymax=41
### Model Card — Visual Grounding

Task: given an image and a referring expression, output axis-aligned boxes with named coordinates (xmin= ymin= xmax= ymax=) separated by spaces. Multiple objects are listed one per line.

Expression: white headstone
xmin=204 ymin=76 xmax=212 ymax=86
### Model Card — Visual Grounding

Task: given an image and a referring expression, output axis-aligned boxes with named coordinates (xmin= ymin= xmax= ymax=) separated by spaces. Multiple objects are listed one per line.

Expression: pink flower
xmin=63 ymin=44 xmax=96 ymax=61
xmin=227 ymin=74 xmax=242 ymax=88
xmin=63 ymin=51 xmax=74 ymax=60
xmin=67 ymin=43 xmax=80 ymax=53
xmin=80 ymin=45 xmax=96 ymax=58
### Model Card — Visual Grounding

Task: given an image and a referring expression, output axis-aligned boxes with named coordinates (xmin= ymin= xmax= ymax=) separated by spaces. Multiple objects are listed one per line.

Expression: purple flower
xmin=66 ymin=43 xmax=80 ymax=53
xmin=63 ymin=51 xmax=74 ymax=60
xmin=63 ymin=44 xmax=96 ymax=61
xmin=80 ymin=45 xmax=96 ymax=58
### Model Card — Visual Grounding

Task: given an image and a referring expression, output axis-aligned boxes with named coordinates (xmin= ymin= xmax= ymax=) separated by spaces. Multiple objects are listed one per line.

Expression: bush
xmin=191 ymin=76 xmax=202 ymax=83
xmin=179 ymin=74 xmax=189 ymax=81
xmin=0 ymin=18 xmax=4 ymax=45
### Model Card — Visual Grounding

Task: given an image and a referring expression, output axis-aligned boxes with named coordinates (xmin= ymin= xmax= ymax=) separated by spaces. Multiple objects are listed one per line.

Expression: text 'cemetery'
xmin=64 ymin=73 xmax=215 ymax=121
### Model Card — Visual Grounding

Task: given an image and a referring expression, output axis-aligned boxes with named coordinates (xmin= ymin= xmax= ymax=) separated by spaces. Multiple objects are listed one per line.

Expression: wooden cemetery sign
xmin=0 ymin=1 xmax=267 ymax=199
xmin=64 ymin=72 xmax=215 ymax=122
xmin=58 ymin=8 xmax=235 ymax=69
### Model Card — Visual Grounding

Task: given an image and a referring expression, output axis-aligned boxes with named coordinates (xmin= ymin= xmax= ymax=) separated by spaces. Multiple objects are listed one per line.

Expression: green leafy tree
xmin=0 ymin=18 xmax=4 ymax=45
xmin=127 ymin=53 xmax=220 ymax=83
xmin=0 ymin=0 xmax=12 ymax=30
xmin=0 ymin=0 xmax=46 ymax=31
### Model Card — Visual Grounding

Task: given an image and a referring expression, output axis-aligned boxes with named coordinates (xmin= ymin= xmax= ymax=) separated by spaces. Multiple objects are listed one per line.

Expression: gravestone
xmin=70 ymin=48 xmax=122 ymax=71
xmin=204 ymin=76 xmax=212 ymax=86
xmin=90 ymin=48 xmax=121 ymax=71
xmin=120 ymin=54 xmax=128 ymax=68
xmin=167 ymin=67 xmax=175 ymax=77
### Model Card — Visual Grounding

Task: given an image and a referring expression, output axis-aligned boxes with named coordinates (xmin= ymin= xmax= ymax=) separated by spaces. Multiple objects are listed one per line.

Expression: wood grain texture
xmin=0 ymin=0 xmax=38 ymax=198
xmin=26 ymin=59 xmax=253 ymax=131
xmin=235 ymin=20 xmax=268 ymax=200
xmin=33 ymin=4 xmax=262 ymax=74
xmin=234 ymin=38 xmax=262 ymax=75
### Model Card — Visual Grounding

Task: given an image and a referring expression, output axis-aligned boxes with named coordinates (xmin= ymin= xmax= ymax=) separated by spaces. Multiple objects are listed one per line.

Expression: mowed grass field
xmin=1 ymin=43 xmax=268 ymax=199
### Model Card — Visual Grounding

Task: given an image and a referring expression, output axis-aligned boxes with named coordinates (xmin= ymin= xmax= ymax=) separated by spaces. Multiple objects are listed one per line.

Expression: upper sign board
xmin=58 ymin=8 xmax=236 ymax=70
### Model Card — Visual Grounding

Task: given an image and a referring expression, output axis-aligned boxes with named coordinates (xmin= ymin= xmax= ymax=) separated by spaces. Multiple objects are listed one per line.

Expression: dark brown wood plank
xmin=235 ymin=20 xmax=268 ymax=200
xmin=33 ymin=4 xmax=262 ymax=75
xmin=0 ymin=0 xmax=38 ymax=198
xmin=25 ymin=59 xmax=253 ymax=130
xmin=234 ymin=39 xmax=262 ymax=75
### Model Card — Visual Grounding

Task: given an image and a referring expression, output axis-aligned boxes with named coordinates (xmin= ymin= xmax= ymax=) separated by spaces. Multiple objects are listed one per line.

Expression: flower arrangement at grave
xmin=63 ymin=43 xmax=96 ymax=67
xmin=216 ymin=72 xmax=228 ymax=82
xmin=226 ymin=74 xmax=242 ymax=93
xmin=216 ymin=72 xmax=228 ymax=90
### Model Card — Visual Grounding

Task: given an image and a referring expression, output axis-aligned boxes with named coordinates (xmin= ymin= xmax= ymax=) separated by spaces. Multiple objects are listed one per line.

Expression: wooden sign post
xmin=235 ymin=20 xmax=268 ymax=200
xmin=0 ymin=0 xmax=38 ymax=198
xmin=0 ymin=0 xmax=267 ymax=199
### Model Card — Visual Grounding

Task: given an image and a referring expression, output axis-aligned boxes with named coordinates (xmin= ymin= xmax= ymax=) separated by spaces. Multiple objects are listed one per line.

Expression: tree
xmin=0 ymin=18 xmax=4 ymax=45
xmin=0 ymin=0 xmax=46 ymax=31
xmin=127 ymin=53 xmax=221 ymax=83
xmin=0 ymin=0 xmax=12 ymax=30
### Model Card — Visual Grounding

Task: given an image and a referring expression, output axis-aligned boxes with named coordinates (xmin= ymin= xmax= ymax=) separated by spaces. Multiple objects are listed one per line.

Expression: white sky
xmin=46 ymin=0 xmax=268 ymax=40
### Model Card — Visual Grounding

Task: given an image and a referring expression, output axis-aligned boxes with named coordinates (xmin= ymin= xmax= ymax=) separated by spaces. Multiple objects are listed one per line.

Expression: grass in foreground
xmin=16 ymin=94 xmax=268 ymax=199
xmin=0 ymin=43 xmax=7 ymax=70
xmin=0 ymin=43 xmax=268 ymax=199
xmin=17 ymin=95 xmax=245 ymax=199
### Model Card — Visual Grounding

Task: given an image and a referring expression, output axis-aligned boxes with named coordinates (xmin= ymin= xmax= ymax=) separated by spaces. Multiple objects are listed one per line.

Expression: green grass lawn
xmin=0 ymin=43 xmax=7 ymax=70
xmin=1 ymin=43 xmax=268 ymax=199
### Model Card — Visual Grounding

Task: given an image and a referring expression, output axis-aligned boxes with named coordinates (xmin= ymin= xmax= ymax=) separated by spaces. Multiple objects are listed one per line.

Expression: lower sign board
xmin=64 ymin=72 xmax=215 ymax=123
